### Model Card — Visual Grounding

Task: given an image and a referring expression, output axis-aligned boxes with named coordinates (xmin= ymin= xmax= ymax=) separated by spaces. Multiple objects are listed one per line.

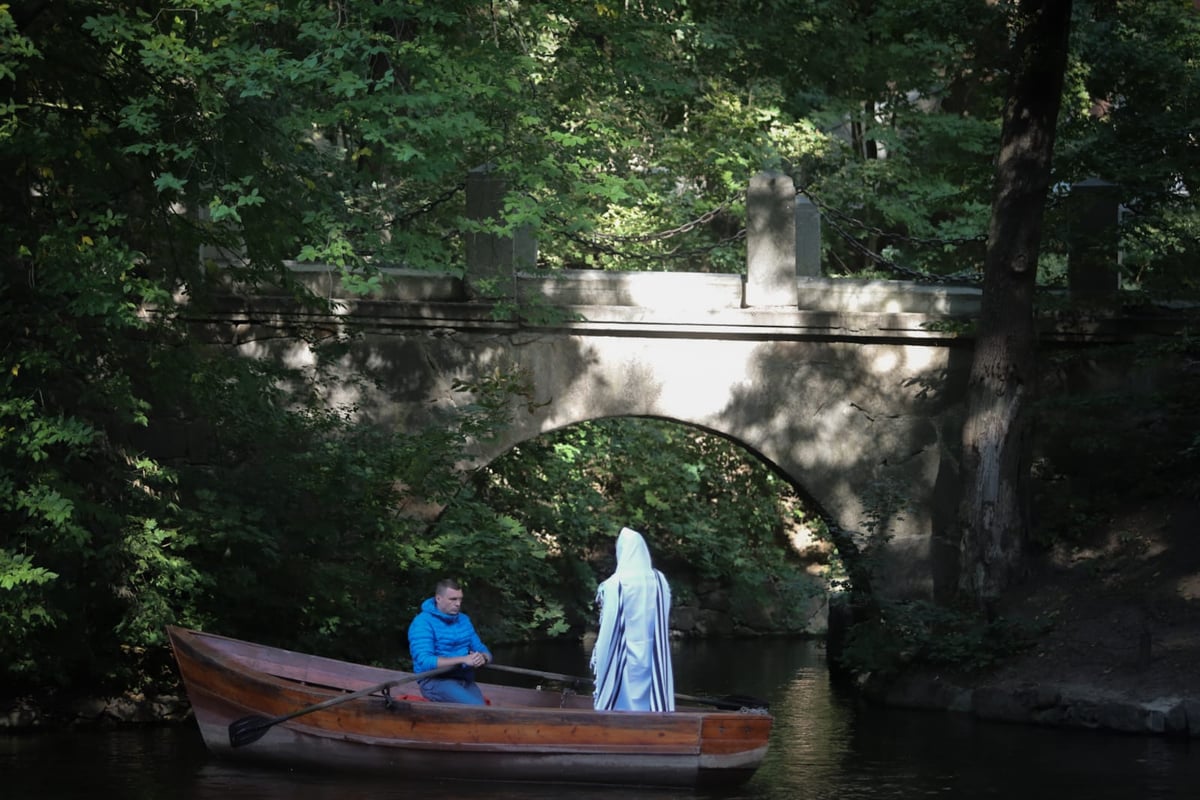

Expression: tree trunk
xmin=958 ymin=0 xmax=1073 ymax=612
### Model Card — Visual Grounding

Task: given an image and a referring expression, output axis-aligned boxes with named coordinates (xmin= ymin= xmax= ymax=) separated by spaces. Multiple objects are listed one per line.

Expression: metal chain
xmin=800 ymin=188 xmax=983 ymax=285
xmin=547 ymin=205 xmax=746 ymax=262
xmin=391 ymin=182 xmax=466 ymax=225
xmin=586 ymin=203 xmax=732 ymax=243
xmin=821 ymin=212 xmax=939 ymax=282
xmin=550 ymin=188 xmax=984 ymax=279
xmin=399 ymin=182 xmax=988 ymax=281
xmin=555 ymin=225 xmax=746 ymax=261
xmin=800 ymin=188 xmax=987 ymax=249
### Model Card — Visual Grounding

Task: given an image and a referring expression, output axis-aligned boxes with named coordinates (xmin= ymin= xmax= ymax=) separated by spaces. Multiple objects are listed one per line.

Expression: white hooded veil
xmin=590 ymin=527 xmax=675 ymax=711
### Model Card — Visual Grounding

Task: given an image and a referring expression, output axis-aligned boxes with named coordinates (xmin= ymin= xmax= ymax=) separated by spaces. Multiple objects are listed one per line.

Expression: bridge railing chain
xmin=546 ymin=205 xmax=746 ymax=263
xmin=798 ymin=188 xmax=984 ymax=286
xmin=461 ymin=173 xmax=991 ymax=280
xmin=388 ymin=182 xmax=466 ymax=227
xmin=543 ymin=187 xmax=982 ymax=282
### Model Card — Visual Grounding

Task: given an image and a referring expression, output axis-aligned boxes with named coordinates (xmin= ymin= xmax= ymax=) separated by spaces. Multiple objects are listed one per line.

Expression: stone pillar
xmin=196 ymin=204 xmax=246 ymax=266
xmin=1066 ymin=178 xmax=1120 ymax=301
xmin=465 ymin=164 xmax=537 ymax=300
xmin=795 ymin=194 xmax=821 ymax=278
xmin=744 ymin=171 xmax=799 ymax=307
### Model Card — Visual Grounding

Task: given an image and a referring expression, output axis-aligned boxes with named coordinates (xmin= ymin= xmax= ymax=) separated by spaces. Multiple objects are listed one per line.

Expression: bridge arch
xmin=467 ymin=413 xmax=834 ymax=635
xmin=213 ymin=268 xmax=976 ymax=601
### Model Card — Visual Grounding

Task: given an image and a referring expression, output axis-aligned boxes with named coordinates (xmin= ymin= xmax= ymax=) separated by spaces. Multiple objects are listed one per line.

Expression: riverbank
xmin=0 ymin=692 xmax=192 ymax=730
xmin=6 ymin=498 xmax=1197 ymax=737
xmin=872 ymin=495 xmax=1200 ymax=737
xmin=876 ymin=669 xmax=1200 ymax=737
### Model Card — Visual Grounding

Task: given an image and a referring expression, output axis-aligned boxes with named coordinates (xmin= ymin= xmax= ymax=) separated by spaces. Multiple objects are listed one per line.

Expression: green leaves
xmin=5 ymin=408 xmax=96 ymax=464
xmin=462 ymin=417 xmax=821 ymax=636
xmin=0 ymin=550 xmax=57 ymax=592
xmin=837 ymin=598 xmax=1044 ymax=679
xmin=209 ymin=178 xmax=265 ymax=223
xmin=2 ymin=0 xmax=1196 ymax=698
xmin=0 ymin=550 xmax=59 ymax=677
xmin=0 ymin=6 xmax=38 ymax=84
xmin=152 ymin=172 xmax=186 ymax=193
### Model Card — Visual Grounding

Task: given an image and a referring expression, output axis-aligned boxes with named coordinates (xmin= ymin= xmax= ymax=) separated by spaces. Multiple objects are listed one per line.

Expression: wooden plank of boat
xmin=166 ymin=625 xmax=772 ymax=788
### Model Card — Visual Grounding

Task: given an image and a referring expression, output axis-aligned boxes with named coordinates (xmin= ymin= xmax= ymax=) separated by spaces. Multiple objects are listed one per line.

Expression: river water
xmin=4 ymin=638 xmax=1198 ymax=799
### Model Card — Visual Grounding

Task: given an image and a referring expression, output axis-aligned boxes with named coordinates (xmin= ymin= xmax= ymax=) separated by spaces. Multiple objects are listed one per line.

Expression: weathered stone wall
xmin=198 ymin=268 xmax=978 ymax=604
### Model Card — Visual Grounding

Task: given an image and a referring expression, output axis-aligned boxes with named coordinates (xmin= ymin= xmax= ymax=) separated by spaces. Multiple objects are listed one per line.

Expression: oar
xmin=228 ymin=663 xmax=456 ymax=748
xmin=485 ymin=662 xmax=769 ymax=711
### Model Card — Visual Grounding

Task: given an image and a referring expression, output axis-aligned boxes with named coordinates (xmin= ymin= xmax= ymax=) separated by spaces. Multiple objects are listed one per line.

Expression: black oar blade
xmin=228 ymin=715 xmax=274 ymax=748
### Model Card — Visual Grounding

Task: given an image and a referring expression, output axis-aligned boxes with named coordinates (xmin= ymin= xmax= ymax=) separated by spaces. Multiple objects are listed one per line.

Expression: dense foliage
xmin=2 ymin=0 xmax=1198 ymax=695
xmin=455 ymin=418 xmax=826 ymax=641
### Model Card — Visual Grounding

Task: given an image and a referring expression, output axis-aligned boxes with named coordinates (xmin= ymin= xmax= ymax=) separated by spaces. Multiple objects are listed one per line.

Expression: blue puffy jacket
xmin=407 ymin=596 xmax=491 ymax=674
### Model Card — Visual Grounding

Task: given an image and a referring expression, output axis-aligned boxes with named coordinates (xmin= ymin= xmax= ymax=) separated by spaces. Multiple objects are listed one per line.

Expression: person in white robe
xmin=590 ymin=526 xmax=675 ymax=711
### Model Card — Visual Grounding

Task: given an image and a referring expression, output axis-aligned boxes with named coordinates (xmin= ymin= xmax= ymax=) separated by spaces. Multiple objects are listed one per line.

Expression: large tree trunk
xmin=958 ymin=0 xmax=1073 ymax=612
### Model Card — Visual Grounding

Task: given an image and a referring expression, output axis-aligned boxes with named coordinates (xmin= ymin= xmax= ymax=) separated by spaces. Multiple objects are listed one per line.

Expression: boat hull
xmin=167 ymin=626 xmax=772 ymax=788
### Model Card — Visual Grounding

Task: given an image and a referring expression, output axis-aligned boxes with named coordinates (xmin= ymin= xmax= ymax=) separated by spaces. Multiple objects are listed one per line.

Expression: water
xmin=4 ymin=638 xmax=1198 ymax=799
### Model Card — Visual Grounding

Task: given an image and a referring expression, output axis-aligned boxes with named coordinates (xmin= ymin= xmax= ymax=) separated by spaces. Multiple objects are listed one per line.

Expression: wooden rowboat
xmin=166 ymin=625 xmax=773 ymax=788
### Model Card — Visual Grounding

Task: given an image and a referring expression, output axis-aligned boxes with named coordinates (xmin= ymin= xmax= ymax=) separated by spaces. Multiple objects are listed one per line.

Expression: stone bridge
xmin=207 ymin=265 xmax=984 ymax=603
xmin=197 ymin=171 xmax=1132 ymax=603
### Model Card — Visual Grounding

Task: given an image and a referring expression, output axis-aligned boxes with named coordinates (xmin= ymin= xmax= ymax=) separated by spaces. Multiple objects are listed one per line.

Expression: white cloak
xmin=590 ymin=527 xmax=675 ymax=711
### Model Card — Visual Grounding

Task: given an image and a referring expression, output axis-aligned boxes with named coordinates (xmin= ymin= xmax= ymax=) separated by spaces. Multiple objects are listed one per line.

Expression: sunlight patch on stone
xmin=869 ymin=349 xmax=899 ymax=374
xmin=1175 ymin=573 xmax=1200 ymax=600
xmin=282 ymin=343 xmax=316 ymax=369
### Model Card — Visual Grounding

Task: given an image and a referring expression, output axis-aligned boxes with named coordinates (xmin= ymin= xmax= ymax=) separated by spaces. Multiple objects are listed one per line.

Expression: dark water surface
xmin=5 ymin=638 xmax=1198 ymax=799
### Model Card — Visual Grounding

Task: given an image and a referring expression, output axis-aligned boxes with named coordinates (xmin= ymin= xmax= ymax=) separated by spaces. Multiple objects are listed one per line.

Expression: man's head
xmin=434 ymin=578 xmax=464 ymax=615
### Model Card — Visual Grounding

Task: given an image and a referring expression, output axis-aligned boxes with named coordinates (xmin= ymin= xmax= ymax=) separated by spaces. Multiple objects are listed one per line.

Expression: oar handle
xmin=486 ymin=663 xmax=589 ymax=684
xmin=485 ymin=662 xmax=768 ymax=710
xmin=228 ymin=662 xmax=459 ymax=747
xmin=271 ymin=663 xmax=456 ymax=725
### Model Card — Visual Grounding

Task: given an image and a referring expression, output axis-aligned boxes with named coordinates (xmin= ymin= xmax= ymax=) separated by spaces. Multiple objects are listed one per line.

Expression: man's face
xmin=435 ymin=587 xmax=464 ymax=615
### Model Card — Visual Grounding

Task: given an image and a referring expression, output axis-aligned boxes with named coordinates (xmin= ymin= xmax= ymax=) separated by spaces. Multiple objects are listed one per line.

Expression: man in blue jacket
xmin=408 ymin=578 xmax=492 ymax=704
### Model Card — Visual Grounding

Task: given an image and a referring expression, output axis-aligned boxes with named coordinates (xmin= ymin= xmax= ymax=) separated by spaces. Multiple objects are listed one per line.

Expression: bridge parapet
xmin=279 ymin=260 xmax=1181 ymax=346
xmin=276 ymin=263 xmax=978 ymax=342
xmin=287 ymin=258 xmax=977 ymax=315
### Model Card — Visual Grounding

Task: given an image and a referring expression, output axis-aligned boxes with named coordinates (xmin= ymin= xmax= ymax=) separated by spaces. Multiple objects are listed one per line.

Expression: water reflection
xmin=760 ymin=664 xmax=854 ymax=796
xmin=4 ymin=638 xmax=1199 ymax=800
xmin=188 ymin=763 xmax=708 ymax=800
